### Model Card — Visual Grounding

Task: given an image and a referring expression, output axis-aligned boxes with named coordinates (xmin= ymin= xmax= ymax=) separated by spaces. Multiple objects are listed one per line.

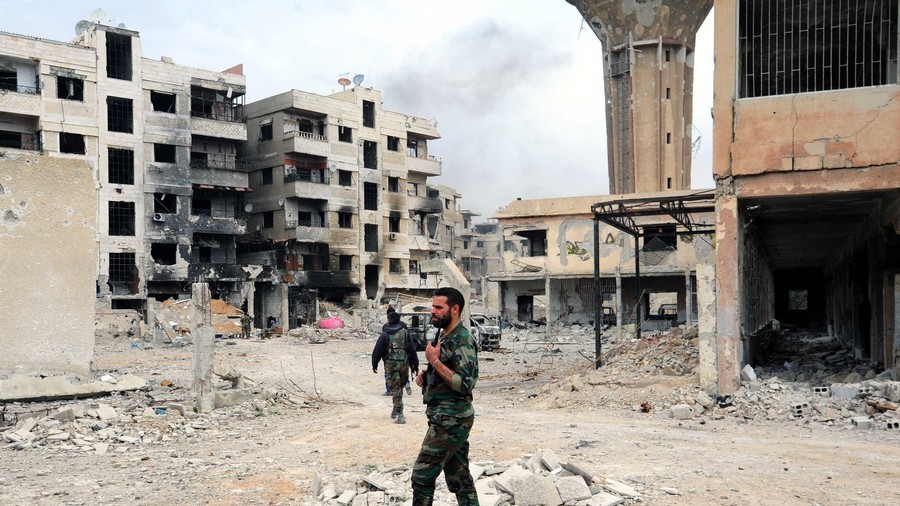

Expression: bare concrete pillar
xmin=245 ymin=281 xmax=255 ymax=321
xmin=696 ymin=263 xmax=717 ymax=391
xmin=615 ymin=267 xmax=623 ymax=341
xmin=191 ymin=283 xmax=215 ymax=413
xmin=685 ymin=269 xmax=693 ymax=327
xmin=545 ymin=270 xmax=552 ymax=341
xmin=893 ymin=274 xmax=900 ymax=379
xmin=280 ymin=283 xmax=290 ymax=331
xmin=715 ymin=193 xmax=741 ymax=393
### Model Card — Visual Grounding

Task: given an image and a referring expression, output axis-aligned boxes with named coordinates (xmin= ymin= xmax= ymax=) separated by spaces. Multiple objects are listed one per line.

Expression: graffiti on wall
xmin=566 ymin=240 xmax=589 ymax=260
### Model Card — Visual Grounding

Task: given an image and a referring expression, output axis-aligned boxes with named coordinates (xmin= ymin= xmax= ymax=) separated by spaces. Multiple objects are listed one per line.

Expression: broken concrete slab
xmin=52 ymin=407 xmax=76 ymax=422
xmin=601 ymin=479 xmax=640 ymax=498
xmin=213 ymin=388 xmax=257 ymax=408
xmin=0 ymin=374 xmax=147 ymax=402
xmin=555 ymin=475 xmax=593 ymax=502
xmin=830 ymin=384 xmax=860 ymax=399
xmin=506 ymin=474 xmax=562 ymax=506
xmin=741 ymin=364 xmax=758 ymax=382
xmin=540 ymin=448 xmax=562 ymax=472
xmin=96 ymin=404 xmax=118 ymax=421
xmin=362 ymin=473 xmax=390 ymax=491
xmin=494 ymin=465 xmax=533 ymax=494
xmin=470 ymin=463 xmax=486 ymax=481
xmin=335 ymin=489 xmax=356 ymax=506
xmin=671 ymin=404 xmax=694 ymax=420
xmin=577 ymin=491 xmax=625 ymax=506
xmin=561 ymin=461 xmax=596 ymax=484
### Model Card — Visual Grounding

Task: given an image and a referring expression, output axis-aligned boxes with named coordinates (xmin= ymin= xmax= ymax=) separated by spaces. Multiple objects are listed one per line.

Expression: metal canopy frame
xmin=590 ymin=191 xmax=716 ymax=368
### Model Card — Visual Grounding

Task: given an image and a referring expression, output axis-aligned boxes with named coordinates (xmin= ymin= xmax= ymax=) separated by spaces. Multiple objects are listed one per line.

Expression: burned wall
xmin=0 ymin=154 xmax=96 ymax=375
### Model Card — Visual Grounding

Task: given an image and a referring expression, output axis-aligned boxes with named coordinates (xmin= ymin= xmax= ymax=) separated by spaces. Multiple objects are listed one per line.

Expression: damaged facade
xmin=0 ymin=25 xmax=251 ymax=316
xmin=712 ymin=0 xmax=900 ymax=391
xmin=240 ymin=87 xmax=453 ymax=325
xmin=490 ymin=193 xmax=715 ymax=329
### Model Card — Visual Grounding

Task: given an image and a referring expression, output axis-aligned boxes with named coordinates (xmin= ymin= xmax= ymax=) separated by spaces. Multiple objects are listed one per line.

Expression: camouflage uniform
xmin=412 ymin=322 xmax=479 ymax=506
xmin=385 ymin=326 xmax=411 ymax=416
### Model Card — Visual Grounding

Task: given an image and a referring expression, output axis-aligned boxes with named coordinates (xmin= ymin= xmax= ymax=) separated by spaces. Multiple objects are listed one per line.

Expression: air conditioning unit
xmin=152 ymin=213 xmax=166 ymax=222
xmin=388 ymin=232 xmax=398 ymax=241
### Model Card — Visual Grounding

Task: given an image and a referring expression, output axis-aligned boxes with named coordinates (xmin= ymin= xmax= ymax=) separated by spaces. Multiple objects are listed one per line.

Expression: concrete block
xmin=540 ymin=449 xmax=562 ymax=472
xmin=52 ymin=407 xmax=76 ymax=422
xmin=790 ymin=401 xmax=810 ymax=417
xmin=561 ymin=461 xmax=596 ymax=484
xmin=46 ymin=432 xmax=70 ymax=441
xmin=335 ymin=490 xmax=356 ymax=506
xmin=884 ymin=382 xmax=900 ymax=402
xmin=555 ymin=475 xmax=592 ymax=502
xmin=601 ymin=479 xmax=640 ymax=498
xmin=475 ymin=478 xmax=497 ymax=497
xmin=525 ymin=452 xmax=544 ymax=473
xmin=886 ymin=421 xmax=899 ymax=430
xmin=470 ymin=463 xmax=485 ymax=481
xmin=671 ymin=404 xmax=694 ymax=420
xmin=741 ymin=364 xmax=757 ymax=382
xmin=351 ymin=493 xmax=367 ymax=506
xmin=830 ymin=384 xmax=860 ymax=399
xmin=213 ymin=388 xmax=257 ymax=408
xmin=851 ymin=417 xmax=873 ymax=430
xmin=367 ymin=491 xmax=385 ymax=505
xmin=811 ymin=386 xmax=830 ymax=395
xmin=17 ymin=418 xmax=38 ymax=433
xmin=506 ymin=474 xmax=562 ymax=506
xmin=478 ymin=494 xmax=502 ymax=506
xmin=793 ymin=155 xmax=823 ymax=171
xmin=362 ymin=473 xmax=389 ymax=491
xmin=94 ymin=442 xmax=109 ymax=455
xmin=494 ymin=465 xmax=533 ymax=494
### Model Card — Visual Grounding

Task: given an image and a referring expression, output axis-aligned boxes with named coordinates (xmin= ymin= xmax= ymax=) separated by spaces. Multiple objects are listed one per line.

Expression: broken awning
xmin=193 ymin=184 xmax=252 ymax=192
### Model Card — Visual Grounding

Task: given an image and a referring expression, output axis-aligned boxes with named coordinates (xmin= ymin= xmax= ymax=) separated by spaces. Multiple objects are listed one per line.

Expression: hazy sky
xmin=3 ymin=0 xmax=715 ymax=219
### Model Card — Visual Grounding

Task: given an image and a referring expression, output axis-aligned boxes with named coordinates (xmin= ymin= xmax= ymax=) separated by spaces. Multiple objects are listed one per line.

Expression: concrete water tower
xmin=566 ymin=0 xmax=712 ymax=194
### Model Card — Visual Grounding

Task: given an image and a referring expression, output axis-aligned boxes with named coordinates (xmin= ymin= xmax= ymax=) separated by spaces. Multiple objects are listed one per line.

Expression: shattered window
xmin=388 ymin=176 xmax=399 ymax=192
xmin=789 ymin=289 xmax=808 ymax=311
xmin=338 ymin=170 xmax=352 ymax=186
xmin=106 ymin=32 xmax=133 ymax=81
xmin=108 ymin=201 xmax=135 ymax=236
xmin=338 ymin=126 xmax=352 ymax=143
xmin=389 ymin=259 xmax=402 ymax=273
xmin=151 ymin=91 xmax=176 ymax=113
xmin=57 ymin=76 xmax=84 ymax=101
xmin=363 ymin=141 xmax=377 ymax=169
xmin=362 ymin=100 xmax=375 ymax=128
xmin=387 ymin=136 xmax=400 ymax=151
xmin=339 ymin=255 xmax=353 ymax=271
xmin=364 ymin=224 xmax=378 ymax=252
xmin=108 ymin=148 xmax=134 ymax=185
xmin=60 ymin=132 xmax=86 ymax=154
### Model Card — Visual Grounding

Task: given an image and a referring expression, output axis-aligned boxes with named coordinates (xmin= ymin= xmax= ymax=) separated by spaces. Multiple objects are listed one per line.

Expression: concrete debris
xmin=741 ymin=364 xmax=758 ymax=382
xmin=305 ymin=449 xmax=651 ymax=506
xmin=670 ymin=404 xmax=694 ymax=420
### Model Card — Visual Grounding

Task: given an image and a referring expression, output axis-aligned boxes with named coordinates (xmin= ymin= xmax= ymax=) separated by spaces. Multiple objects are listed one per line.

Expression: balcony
xmin=286 ymin=218 xmax=331 ymax=243
xmin=190 ymin=157 xmax=251 ymax=172
xmin=188 ymin=263 xmax=249 ymax=281
xmin=191 ymin=116 xmax=247 ymax=141
xmin=292 ymin=270 xmax=359 ymax=288
xmin=407 ymin=195 xmax=443 ymax=214
xmin=0 ymin=85 xmax=41 ymax=116
xmin=285 ymin=168 xmax=331 ymax=200
xmin=0 ymin=130 xmax=41 ymax=151
xmin=145 ymin=263 xmax=188 ymax=282
xmin=407 ymin=155 xmax=442 ymax=176
xmin=284 ymin=130 xmax=329 ymax=157
xmin=189 ymin=213 xmax=248 ymax=235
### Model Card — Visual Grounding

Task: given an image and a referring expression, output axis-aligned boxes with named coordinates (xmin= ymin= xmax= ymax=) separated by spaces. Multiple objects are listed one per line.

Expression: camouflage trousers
xmin=385 ymin=361 xmax=409 ymax=414
xmin=411 ymin=414 xmax=478 ymax=506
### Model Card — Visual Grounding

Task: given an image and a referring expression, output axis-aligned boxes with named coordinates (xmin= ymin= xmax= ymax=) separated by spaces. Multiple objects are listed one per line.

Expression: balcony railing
xmin=285 ymin=217 xmax=328 ymax=228
xmin=190 ymin=104 xmax=243 ymax=123
xmin=284 ymin=130 xmax=327 ymax=142
xmin=190 ymin=158 xmax=251 ymax=171
xmin=284 ymin=168 xmax=330 ymax=184
xmin=0 ymin=83 xmax=39 ymax=95
xmin=0 ymin=133 xmax=41 ymax=151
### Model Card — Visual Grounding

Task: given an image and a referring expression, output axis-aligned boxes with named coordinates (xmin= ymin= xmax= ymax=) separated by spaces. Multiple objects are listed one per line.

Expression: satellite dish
xmin=352 ymin=74 xmax=365 ymax=86
xmin=338 ymin=77 xmax=351 ymax=90
xmin=117 ymin=23 xmax=126 ymax=29
xmin=75 ymin=20 xmax=91 ymax=35
xmin=89 ymin=7 xmax=106 ymax=23
xmin=277 ymin=197 xmax=285 ymax=207
xmin=244 ymin=202 xmax=254 ymax=213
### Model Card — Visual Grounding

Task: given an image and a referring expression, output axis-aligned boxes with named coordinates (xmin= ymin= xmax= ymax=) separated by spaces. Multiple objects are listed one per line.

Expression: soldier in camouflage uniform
xmin=412 ymin=287 xmax=479 ymax=506
xmin=372 ymin=311 xmax=419 ymax=424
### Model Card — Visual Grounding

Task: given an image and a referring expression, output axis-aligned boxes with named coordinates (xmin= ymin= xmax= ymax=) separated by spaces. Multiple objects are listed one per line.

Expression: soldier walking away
xmin=372 ymin=310 xmax=419 ymax=424
xmin=412 ymin=287 xmax=479 ymax=506
xmin=240 ymin=312 xmax=252 ymax=339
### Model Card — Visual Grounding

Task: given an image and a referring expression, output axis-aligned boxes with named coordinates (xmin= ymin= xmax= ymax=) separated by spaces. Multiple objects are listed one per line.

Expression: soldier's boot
xmin=455 ymin=492 xmax=479 ymax=506
xmin=412 ymin=491 xmax=433 ymax=506
xmin=395 ymin=412 xmax=406 ymax=424
xmin=390 ymin=406 xmax=399 ymax=419
xmin=405 ymin=381 xmax=412 ymax=395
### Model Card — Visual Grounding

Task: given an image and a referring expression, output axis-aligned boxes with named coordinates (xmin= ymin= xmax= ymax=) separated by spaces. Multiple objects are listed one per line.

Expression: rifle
xmin=422 ymin=330 xmax=441 ymax=399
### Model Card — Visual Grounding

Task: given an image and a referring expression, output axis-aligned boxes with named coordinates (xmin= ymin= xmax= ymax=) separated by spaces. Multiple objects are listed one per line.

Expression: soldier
xmin=372 ymin=310 xmax=419 ymax=424
xmin=240 ymin=312 xmax=252 ymax=339
xmin=412 ymin=287 xmax=479 ymax=506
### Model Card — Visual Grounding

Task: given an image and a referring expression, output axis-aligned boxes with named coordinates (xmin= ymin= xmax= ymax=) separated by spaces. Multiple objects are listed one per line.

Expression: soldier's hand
xmin=414 ymin=370 xmax=425 ymax=387
xmin=425 ymin=337 xmax=441 ymax=365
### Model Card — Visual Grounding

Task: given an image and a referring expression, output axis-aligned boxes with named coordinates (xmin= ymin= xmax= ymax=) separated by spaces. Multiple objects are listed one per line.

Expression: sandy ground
xmin=1 ymin=331 xmax=899 ymax=506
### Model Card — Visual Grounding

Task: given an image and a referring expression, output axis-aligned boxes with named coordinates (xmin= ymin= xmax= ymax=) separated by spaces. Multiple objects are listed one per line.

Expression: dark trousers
xmin=411 ymin=414 xmax=478 ymax=506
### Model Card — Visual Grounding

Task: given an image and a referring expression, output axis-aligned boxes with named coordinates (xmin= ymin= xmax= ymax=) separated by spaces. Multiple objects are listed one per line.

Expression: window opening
xmin=665 ymin=87 xmax=671 ymax=99
xmin=407 ymin=138 xmax=418 ymax=157
xmin=788 ymin=289 xmax=809 ymax=311
xmin=364 ymin=224 xmax=378 ymax=252
xmin=154 ymin=143 xmax=176 ymax=163
xmin=338 ymin=212 xmax=352 ymax=228
xmin=388 ymin=176 xmax=399 ymax=192
xmin=518 ymin=230 xmax=547 ymax=257
xmin=151 ymin=243 xmax=177 ymax=265
xmin=362 ymin=100 xmax=375 ymax=127
xmin=667 ymin=177 xmax=672 ymax=189
xmin=259 ymin=123 xmax=273 ymax=141
xmin=60 ymin=132 xmax=86 ymax=154
xmin=150 ymin=91 xmax=176 ymax=113
xmin=108 ymin=201 xmax=135 ymax=236
xmin=0 ymin=69 xmax=16 ymax=91
xmin=739 ymin=0 xmax=899 ymax=98
xmin=57 ymin=76 xmax=84 ymax=101
xmin=108 ymin=148 xmax=134 ymax=185
xmin=364 ymin=182 xmax=378 ymax=210
xmin=389 ymin=216 xmax=400 ymax=233
xmin=387 ymin=136 xmax=400 ymax=151
xmin=363 ymin=140 xmax=377 ymax=169
xmin=191 ymin=198 xmax=211 ymax=216
xmin=190 ymin=86 xmax=243 ymax=122
xmin=108 ymin=253 xmax=137 ymax=292
xmin=666 ymin=132 xmax=671 ymax=144
xmin=389 ymin=259 xmax=402 ymax=273
xmin=339 ymin=255 xmax=353 ymax=271
xmin=339 ymin=126 xmax=352 ymax=143
xmin=106 ymin=32 xmax=133 ymax=80
xmin=154 ymin=193 xmax=177 ymax=214
xmin=665 ymin=49 xmax=671 ymax=62
xmin=107 ymin=96 xmax=133 ymax=133
xmin=338 ymin=169 xmax=352 ymax=186
xmin=263 ymin=211 xmax=274 ymax=228
xmin=261 ymin=167 xmax=273 ymax=185
xmin=409 ymin=259 xmax=419 ymax=274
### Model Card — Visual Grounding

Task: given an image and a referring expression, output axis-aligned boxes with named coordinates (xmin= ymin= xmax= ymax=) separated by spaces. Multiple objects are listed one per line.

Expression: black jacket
xmin=372 ymin=321 xmax=419 ymax=372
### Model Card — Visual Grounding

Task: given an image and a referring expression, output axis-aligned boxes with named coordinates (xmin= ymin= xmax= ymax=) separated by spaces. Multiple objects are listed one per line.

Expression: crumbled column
xmin=192 ymin=283 xmax=215 ymax=413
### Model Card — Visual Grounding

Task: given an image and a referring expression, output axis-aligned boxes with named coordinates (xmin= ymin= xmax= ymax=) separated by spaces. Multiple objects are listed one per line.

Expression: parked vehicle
xmin=396 ymin=312 xmax=435 ymax=351
xmin=470 ymin=313 xmax=502 ymax=351
xmin=599 ymin=306 xmax=616 ymax=326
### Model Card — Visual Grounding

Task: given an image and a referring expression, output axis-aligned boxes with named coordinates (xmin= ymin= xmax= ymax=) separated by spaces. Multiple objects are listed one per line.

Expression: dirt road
xmin=1 ymin=332 xmax=898 ymax=505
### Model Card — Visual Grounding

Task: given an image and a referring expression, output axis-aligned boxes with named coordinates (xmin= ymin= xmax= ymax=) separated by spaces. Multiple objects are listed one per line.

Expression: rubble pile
xmin=313 ymin=448 xmax=672 ymax=506
xmin=1 ymin=389 xmax=305 ymax=453
xmin=157 ymin=298 xmax=246 ymax=337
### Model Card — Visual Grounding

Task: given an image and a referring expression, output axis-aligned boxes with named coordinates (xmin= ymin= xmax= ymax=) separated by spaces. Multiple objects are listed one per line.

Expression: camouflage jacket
xmin=424 ymin=322 xmax=478 ymax=418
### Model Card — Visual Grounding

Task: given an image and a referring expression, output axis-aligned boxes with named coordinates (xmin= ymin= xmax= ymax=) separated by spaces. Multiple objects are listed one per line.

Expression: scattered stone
xmin=601 ymin=479 xmax=640 ymax=498
xmin=335 ymin=489 xmax=356 ymax=506
xmin=660 ymin=486 xmax=681 ymax=495
xmin=555 ymin=475 xmax=592 ymax=502
xmin=741 ymin=364 xmax=757 ymax=382
xmin=578 ymin=491 xmax=625 ymax=506
xmin=851 ymin=417 xmax=873 ymax=430
xmin=671 ymin=404 xmax=694 ymax=420
xmin=96 ymin=404 xmax=118 ymax=421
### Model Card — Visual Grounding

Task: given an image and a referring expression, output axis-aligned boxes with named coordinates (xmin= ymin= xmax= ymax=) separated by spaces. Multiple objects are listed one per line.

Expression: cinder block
xmin=811 ymin=386 xmax=830 ymax=395
xmin=851 ymin=417 xmax=873 ymax=430
xmin=790 ymin=401 xmax=810 ymax=417
xmin=886 ymin=421 xmax=899 ymax=430
xmin=830 ymin=384 xmax=860 ymax=399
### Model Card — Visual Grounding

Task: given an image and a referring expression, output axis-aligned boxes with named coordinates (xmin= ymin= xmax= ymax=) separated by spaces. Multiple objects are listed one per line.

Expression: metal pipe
xmin=593 ymin=216 xmax=602 ymax=368
xmin=635 ymin=233 xmax=642 ymax=340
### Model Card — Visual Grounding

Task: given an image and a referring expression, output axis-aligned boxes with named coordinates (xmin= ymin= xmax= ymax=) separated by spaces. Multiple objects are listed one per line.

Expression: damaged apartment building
xmin=239 ymin=87 xmax=455 ymax=326
xmin=0 ymin=23 xmax=250 ymax=315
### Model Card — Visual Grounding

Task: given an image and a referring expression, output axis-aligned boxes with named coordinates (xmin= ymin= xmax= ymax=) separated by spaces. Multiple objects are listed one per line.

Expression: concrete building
xmin=490 ymin=192 xmax=715 ymax=327
xmin=0 ymin=25 xmax=250 ymax=314
xmin=240 ymin=87 xmax=447 ymax=323
xmin=712 ymin=0 xmax=900 ymax=390
xmin=565 ymin=0 xmax=712 ymax=193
